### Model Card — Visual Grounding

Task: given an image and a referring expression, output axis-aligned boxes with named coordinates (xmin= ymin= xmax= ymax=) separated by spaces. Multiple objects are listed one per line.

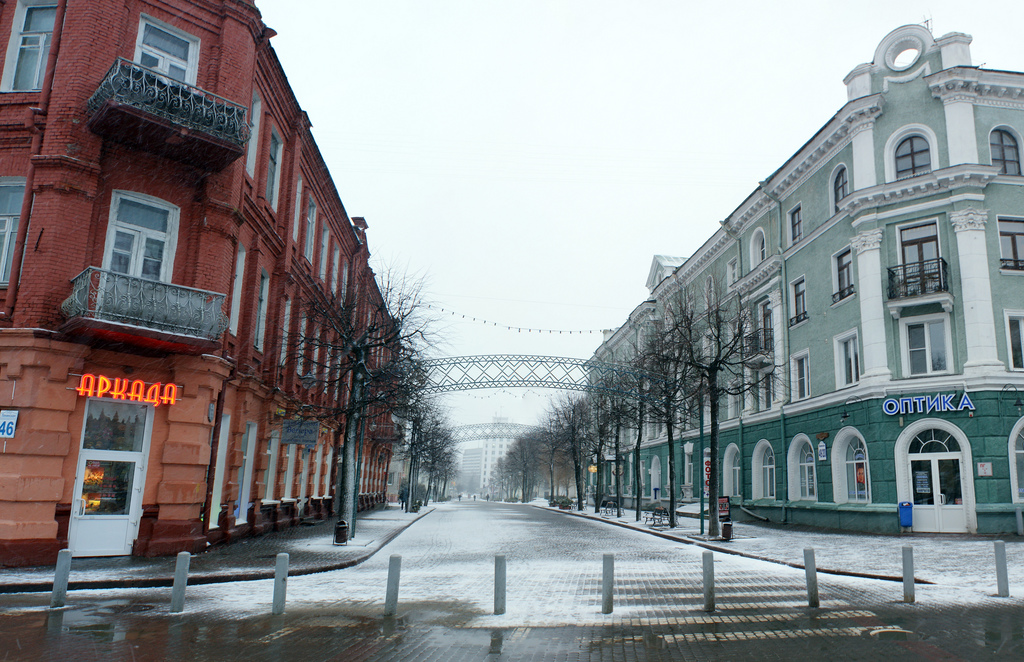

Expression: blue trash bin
xmin=898 ymin=501 xmax=913 ymax=528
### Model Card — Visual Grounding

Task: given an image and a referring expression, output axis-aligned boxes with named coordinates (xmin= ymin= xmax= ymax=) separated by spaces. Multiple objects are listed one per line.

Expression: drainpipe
xmin=3 ymin=0 xmax=68 ymax=320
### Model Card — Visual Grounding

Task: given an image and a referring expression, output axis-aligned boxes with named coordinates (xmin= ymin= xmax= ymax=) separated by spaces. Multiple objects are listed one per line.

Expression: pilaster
xmin=852 ymin=229 xmax=891 ymax=381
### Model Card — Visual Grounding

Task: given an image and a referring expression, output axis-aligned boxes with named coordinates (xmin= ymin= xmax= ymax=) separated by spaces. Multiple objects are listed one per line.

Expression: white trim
xmin=723 ymin=443 xmax=741 ymax=498
xmin=787 ymin=203 xmax=803 ymax=246
xmin=899 ymin=312 xmax=953 ymax=378
xmin=1 ymin=1 xmax=57 ymax=92
xmin=236 ymin=421 xmax=258 ymax=524
xmin=833 ymin=328 xmax=861 ymax=390
xmin=1004 ymin=310 xmax=1024 ymax=371
xmin=291 ymin=176 xmax=302 ymax=242
xmin=884 ymin=124 xmax=941 ymax=183
xmin=751 ymin=439 xmax=775 ymax=500
xmin=245 ymin=92 xmax=262 ymax=178
xmin=254 ymin=268 xmax=269 ymax=351
xmin=266 ymin=128 xmax=283 ymax=210
xmin=829 ymin=163 xmax=850 ymax=216
xmin=893 ymin=418 xmax=977 ymax=533
xmin=989 ymin=125 xmax=1023 ymax=173
xmin=750 ymin=228 xmax=767 ymax=268
xmin=787 ymin=434 xmax=817 ymax=502
xmin=102 ymin=190 xmax=180 ymax=283
xmin=831 ymin=244 xmax=855 ymax=305
xmin=228 ymin=243 xmax=245 ymax=336
xmin=830 ymin=427 xmax=870 ymax=504
xmin=790 ymin=349 xmax=810 ymax=401
xmin=893 ymin=217 xmax=942 ymax=265
xmin=134 ymin=14 xmax=200 ymax=85
xmin=1009 ymin=417 xmax=1024 ymax=504
xmin=263 ymin=430 xmax=280 ymax=501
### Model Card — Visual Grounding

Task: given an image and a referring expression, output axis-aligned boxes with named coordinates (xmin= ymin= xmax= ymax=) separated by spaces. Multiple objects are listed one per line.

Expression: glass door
xmin=909 ymin=455 xmax=966 ymax=533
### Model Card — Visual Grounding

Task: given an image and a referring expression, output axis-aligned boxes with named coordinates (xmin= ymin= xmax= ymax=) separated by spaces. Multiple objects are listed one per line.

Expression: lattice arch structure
xmin=452 ymin=422 xmax=541 ymax=443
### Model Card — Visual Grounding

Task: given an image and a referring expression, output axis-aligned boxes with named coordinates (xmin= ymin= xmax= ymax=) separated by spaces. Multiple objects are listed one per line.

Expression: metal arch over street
xmin=451 ymin=422 xmax=541 ymax=443
xmin=420 ymin=354 xmax=661 ymax=398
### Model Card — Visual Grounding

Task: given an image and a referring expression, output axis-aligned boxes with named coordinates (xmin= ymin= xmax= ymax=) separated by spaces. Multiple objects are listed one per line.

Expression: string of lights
xmin=425 ymin=304 xmax=604 ymax=335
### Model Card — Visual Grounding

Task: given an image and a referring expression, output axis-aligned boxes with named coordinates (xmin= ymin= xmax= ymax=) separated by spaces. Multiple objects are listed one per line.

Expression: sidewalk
xmin=543 ymin=500 xmax=1024 ymax=595
xmin=0 ymin=505 xmax=431 ymax=594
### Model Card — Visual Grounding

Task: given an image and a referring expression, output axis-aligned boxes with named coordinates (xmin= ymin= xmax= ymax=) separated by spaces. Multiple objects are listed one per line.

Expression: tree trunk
xmin=336 ymin=371 xmax=364 ymax=529
xmin=615 ymin=421 xmax=623 ymax=518
xmin=666 ymin=409 xmax=677 ymax=528
xmin=708 ymin=378 xmax=722 ymax=538
xmin=633 ymin=398 xmax=645 ymax=522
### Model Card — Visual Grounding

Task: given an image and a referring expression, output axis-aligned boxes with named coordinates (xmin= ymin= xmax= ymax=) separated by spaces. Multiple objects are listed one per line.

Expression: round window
xmin=886 ymin=36 xmax=923 ymax=71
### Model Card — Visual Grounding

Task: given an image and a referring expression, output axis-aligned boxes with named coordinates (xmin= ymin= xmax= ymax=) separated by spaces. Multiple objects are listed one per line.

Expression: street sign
xmin=0 ymin=410 xmax=18 ymax=438
xmin=281 ymin=420 xmax=320 ymax=447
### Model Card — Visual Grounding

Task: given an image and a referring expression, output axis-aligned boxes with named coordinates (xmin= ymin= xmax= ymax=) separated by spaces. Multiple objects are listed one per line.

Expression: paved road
xmin=2 ymin=501 xmax=1022 ymax=660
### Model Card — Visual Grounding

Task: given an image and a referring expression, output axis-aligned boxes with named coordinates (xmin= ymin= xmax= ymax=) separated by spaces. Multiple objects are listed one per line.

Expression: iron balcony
xmin=887 ymin=257 xmax=949 ymax=300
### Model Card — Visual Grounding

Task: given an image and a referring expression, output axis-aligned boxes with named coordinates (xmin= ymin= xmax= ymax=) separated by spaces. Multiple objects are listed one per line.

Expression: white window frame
xmin=723 ymin=443 xmax=741 ymax=498
xmin=304 ymin=195 xmax=317 ymax=262
xmin=790 ymin=276 xmax=807 ymax=326
xmin=0 ymin=179 xmax=25 ymax=284
xmin=752 ymin=439 xmax=775 ymax=500
xmin=133 ymin=14 xmax=200 ymax=84
xmin=787 ymin=435 xmax=816 ymax=501
xmin=228 ymin=243 xmax=245 ymax=336
xmin=791 ymin=350 xmax=810 ymax=401
xmin=262 ymin=430 xmax=280 ymax=501
xmin=291 ymin=176 xmax=303 ymax=242
xmin=830 ymin=163 xmax=850 ymax=215
xmin=1 ymin=1 xmax=57 ymax=92
xmin=340 ymin=260 xmax=349 ymax=300
xmin=1009 ymin=417 xmax=1024 ymax=504
xmin=884 ymin=124 xmax=940 ymax=183
xmin=323 ymin=444 xmax=334 ymax=495
xmin=726 ymin=258 xmax=737 ymax=286
xmin=312 ymin=444 xmax=324 ymax=498
xmin=265 ymin=129 xmax=283 ymax=209
xmin=319 ymin=227 xmax=330 ymax=281
xmin=282 ymin=444 xmax=296 ymax=500
xmin=1004 ymin=310 xmax=1024 ymax=370
xmin=278 ymin=298 xmax=291 ymax=367
xmin=102 ymin=190 xmax=179 ymax=283
xmin=296 ymin=314 xmax=307 ymax=375
xmin=750 ymin=228 xmax=767 ymax=266
xmin=788 ymin=204 xmax=802 ymax=245
xmin=833 ymin=328 xmax=861 ymax=389
xmin=254 ymin=268 xmax=270 ymax=351
xmin=331 ymin=245 xmax=340 ymax=294
xmin=895 ymin=218 xmax=942 ymax=265
xmin=990 ymin=126 xmax=1023 ymax=176
xmin=245 ymin=92 xmax=262 ymax=177
xmin=899 ymin=312 xmax=953 ymax=377
xmin=832 ymin=428 xmax=871 ymax=504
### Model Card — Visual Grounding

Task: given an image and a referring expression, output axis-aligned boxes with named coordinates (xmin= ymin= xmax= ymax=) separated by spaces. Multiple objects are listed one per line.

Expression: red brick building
xmin=0 ymin=0 xmax=394 ymax=566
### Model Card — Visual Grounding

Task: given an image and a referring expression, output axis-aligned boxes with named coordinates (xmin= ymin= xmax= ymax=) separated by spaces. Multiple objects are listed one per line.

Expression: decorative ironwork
xmin=87 ymin=58 xmax=249 ymax=147
xmin=420 ymin=354 xmax=662 ymax=399
xmin=1001 ymin=258 xmax=1024 ymax=271
xmin=788 ymin=311 xmax=808 ymax=327
xmin=887 ymin=257 xmax=949 ymax=300
xmin=61 ymin=267 xmax=228 ymax=340
xmin=831 ymin=284 xmax=856 ymax=304
xmin=744 ymin=328 xmax=773 ymax=356
xmin=452 ymin=422 xmax=541 ymax=443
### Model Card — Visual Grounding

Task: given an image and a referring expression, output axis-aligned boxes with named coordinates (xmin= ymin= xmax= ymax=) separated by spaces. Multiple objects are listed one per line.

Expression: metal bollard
xmin=170 ymin=551 xmax=191 ymax=613
xmin=50 ymin=549 xmax=72 ymax=609
xmin=272 ymin=553 xmax=289 ymax=615
xmin=703 ymin=551 xmax=715 ymax=612
xmin=902 ymin=546 xmax=915 ymax=603
xmin=601 ymin=554 xmax=614 ymax=614
xmin=384 ymin=554 xmax=402 ymax=616
xmin=494 ymin=555 xmax=506 ymax=615
xmin=804 ymin=548 xmax=819 ymax=608
xmin=995 ymin=541 xmax=1010 ymax=598
xmin=1016 ymin=508 xmax=1023 ymax=537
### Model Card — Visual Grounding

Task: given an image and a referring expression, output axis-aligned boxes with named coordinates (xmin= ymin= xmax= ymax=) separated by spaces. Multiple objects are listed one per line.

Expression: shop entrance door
xmin=68 ymin=401 xmax=152 ymax=557
xmin=909 ymin=454 xmax=966 ymax=533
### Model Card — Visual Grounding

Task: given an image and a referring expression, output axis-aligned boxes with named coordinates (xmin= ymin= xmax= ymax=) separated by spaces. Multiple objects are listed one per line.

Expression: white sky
xmin=256 ymin=1 xmax=1024 ymax=429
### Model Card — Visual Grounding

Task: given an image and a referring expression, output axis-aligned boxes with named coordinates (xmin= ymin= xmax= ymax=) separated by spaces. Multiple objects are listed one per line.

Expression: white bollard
xmin=50 ymin=549 xmax=72 ymax=609
xmin=272 ymin=553 xmax=289 ymax=615
xmin=702 ymin=551 xmax=715 ymax=613
xmin=170 ymin=551 xmax=191 ymax=613
xmin=384 ymin=554 xmax=402 ymax=616
xmin=902 ymin=546 xmax=915 ymax=603
xmin=804 ymin=548 xmax=819 ymax=608
xmin=494 ymin=555 xmax=506 ymax=615
xmin=995 ymin=541 xmax=1010 ymax=598
xmin=601 ymin=554 xmax=614 ymax=614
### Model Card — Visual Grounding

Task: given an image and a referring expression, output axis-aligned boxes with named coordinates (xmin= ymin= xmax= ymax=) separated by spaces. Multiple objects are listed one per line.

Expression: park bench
xmin=644 ymin=505 xmax=669 ymax=526
xmin=600 ymin=498 xmax=620 ymax=516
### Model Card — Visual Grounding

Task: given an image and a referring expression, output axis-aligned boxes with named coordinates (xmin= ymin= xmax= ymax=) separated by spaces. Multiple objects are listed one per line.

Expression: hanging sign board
xmin=281 ymin=420 xmax=320 ymax=447
xmin=817 ymin=441 xmax=827 ymax=461
xmin=703 ymin=448 xmax=711 ymax=498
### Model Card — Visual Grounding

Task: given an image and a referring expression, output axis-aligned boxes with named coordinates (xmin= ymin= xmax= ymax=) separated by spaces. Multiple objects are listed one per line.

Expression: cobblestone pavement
xmin=3 ymin=501 xmax=1023 ymax=660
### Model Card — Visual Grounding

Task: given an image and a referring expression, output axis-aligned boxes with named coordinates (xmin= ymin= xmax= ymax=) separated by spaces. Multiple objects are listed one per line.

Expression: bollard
xmin=1016 ymin=507 xmax=1024 ymax=537
xmin=601 ymin=554 xmax=614 ymax=614
xmin=272 ymin=553 xmax=289 ymax=615
xmin=170 ymin=551 xmax=191 ymax=613
xmin=902 ymin=546 xmax=915 ymax=603
xmin=995 ymin=541 xmax=1010 ymax=598
xmin=494 ymin=555 xmax=506 ymax=615
xmin=50 ymin=549 xmax=72 ymax=609
xmin=703 ymin=551 xmax=715 ymax=613
xmin=804 ymin=548 xmax=819 ymax=609
xmin=384 ymin=554 xmax=402 ymax=616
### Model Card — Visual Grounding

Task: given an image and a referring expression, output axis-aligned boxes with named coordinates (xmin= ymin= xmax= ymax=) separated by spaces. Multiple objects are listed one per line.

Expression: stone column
xmin=951 ymin=209 xmax=1002 ymax=371
xmin=850 ymin=120 xmax=877 ymax=191
xmin=852 ymin=229 xmax=891 ymax=381
xmin=768 ymin=289 xmax=784 ymax=406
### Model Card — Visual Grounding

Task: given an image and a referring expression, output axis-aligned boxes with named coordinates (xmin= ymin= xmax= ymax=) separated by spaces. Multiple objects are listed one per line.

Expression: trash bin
xmin=334 ymin=520 xmax=349 ymax=545
xmin=898 ymin=502 xmax=913 ymax=529
xmin=721 ymin=521 xmax=733 ymax=541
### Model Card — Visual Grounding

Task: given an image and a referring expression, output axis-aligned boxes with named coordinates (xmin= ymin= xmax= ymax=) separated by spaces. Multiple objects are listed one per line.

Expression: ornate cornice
xmin=851 ymin=229 xmax=883 ymax=254
xmin=735 ymin=255 xmax=781 ymax=295
xmin=669 ymin=231 xmax=731 ymax=289
xmin=927 ymin=67 xmax=1024 ymax=109
xmin=843 ymin=163 xmax=1000 ymax=218
xmin=950 ymin=208 xmax=989 ymax=232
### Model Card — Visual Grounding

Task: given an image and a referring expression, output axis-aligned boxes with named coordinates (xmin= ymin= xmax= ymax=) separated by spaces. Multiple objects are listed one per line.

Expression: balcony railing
xmin=887 ymin=258 xmax=949 ymax=300
xmin=1001 ymin=258 xmax=1024 ymax=271
xmin=832 ymin=284 xmax=855 ymax=304
xmin=744 ymin=328 xmax=774 ymax=356
xmin=789 ymin=311 xmax=808 ymax=327
xmin=61 ymin=267 xmax=228 ymax=341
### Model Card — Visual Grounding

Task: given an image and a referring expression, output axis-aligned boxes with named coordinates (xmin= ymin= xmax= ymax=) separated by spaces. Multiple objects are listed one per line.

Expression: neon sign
xmin=881 ymin=392 xmax=974 ymax=416
xmin=75 ymin=373 xmax=178 ymax=406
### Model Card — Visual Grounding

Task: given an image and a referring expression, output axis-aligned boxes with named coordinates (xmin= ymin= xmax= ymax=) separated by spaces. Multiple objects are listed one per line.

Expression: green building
xmin=594 ymin=25 xmax=1024 ymax=534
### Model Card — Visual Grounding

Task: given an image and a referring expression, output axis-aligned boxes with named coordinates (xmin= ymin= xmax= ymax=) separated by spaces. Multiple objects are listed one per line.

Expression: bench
xmin=600 ymin=498 xmax=620 ymax=516
xmin=644 ymin=505 xmax=669 ymax=526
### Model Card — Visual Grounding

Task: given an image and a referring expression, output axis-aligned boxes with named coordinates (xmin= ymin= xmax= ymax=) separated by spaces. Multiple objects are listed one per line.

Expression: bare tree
xmin=506 ymin=432 xmax=542 ymax=502
xmin=551 ymin=393 xmax=590 ymax=511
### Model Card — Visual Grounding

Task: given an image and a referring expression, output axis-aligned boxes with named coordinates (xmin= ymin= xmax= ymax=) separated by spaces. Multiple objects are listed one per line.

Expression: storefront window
xmin=82 ymin=401 xmax=148 ymax=452
xmin=80 ymin=459 xmax=135 ymax=514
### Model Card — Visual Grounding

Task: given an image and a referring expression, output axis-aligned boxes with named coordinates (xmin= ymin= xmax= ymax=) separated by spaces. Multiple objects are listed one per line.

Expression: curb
xmin=537 ymin=504 xmax=934 ymax=585
xmin=0 ymin=508 xmax=434 ymax=594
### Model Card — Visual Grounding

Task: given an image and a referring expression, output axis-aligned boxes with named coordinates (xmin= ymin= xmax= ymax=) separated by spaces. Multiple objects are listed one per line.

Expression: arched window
xmin=991 ymin=129 xmax=1021 ymax=176
xmin=799 ymin=442 xmax=816 ymax=499
xmin=846 ymin=438 xmax=869 ymax=502
xmin=752 ymin=440 xmax=775 ymax=500
xmin=787 ymin=436 xmax=816 ymax=501
xmin=833 ymin=166 xmax=849 ymax=213
xmin=895 ymin=136 xmax=931 ymax=178
xmin=909 ymin=428 xmax=959 ymax=453
xmin=751 ymin=228 xmax=767 ymax=267
xmin=723 ymin=443 xmax=741 ymax=498
xmin=1010 ymin=423 xmax=1024 ymax=503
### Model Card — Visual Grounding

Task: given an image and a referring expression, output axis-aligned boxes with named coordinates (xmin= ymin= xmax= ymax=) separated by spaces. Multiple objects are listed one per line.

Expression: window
xmin=319 ymin=227 xmax=330 ymax=280
xmin=991 ymin=129 xmax=1021 ymax=176
xmin=895 ymin=135 xmax=931 ymax=178
xmin=254 ymin=269 xmax=269 ymax=351
xmin=833 ymin=248 xmax=854 ymax=302
xmin=902 ymin=316 xmax=949 ymax=376
xmin=279 ymin=298 xmax=291 ymax=367
xmin=245 ymin=93 xmax=262 ymax=177
xmin=788 ymin=437 xmax=816 ymax=501
xmin=340 ymin=260 xmax=349 ymax=300
xmin=262 ymin=430 xmax=280 ymax=501
xmin=134 ymin=16 xmax=198 ymax=84
xmin=896 ymin=221 xmax=944 ymax=298
xmin=228 ymin=243 xmax=245 ymax=335
xmin=752 ymin=229 xmax=767 ymax=265
xmin=833 ymin=166 xmax=849 ymax=213
xmin=3 ymin=2 xmax=56 ymax=91
xmin=723 ymin=444 xmax=741 ymax=498
xmin=331 ymin=245 xmax=340 ymax=294
xmin=296 ymin=314 xmax=307 ymax=375
xmin=0 ymin=184 xmax=24 ymax=283
xmin=292 ymin=177 xmax=303 ymax=242
xmin=790 ymin=278 xmax=807 ymax=326
xmin=792 ymin=352 xmax=810 ymax=400
xmin=760 ymin=371 xmax=773 ymax=410
xmin=845 ymin=438 xmax=869 ymax=502
xmin=999 ymin=219 xmax=1024 ymax=271
xmin=1006 ymin=314 xmax=1024 ymax=370
xmin=283 ymin=444 xmax=296 ymax=499
xmin=789 ymin=205 xmax=802 ymax=244
xmin=901 ymin=222 xmax=938 ymax=265
xmin=909 ymin=428 xmax=960 ymax=454
xmin=304 ymin=195 xmax=317 ymax=261
xmin=103 ymin=192 xmax=178 ymax=282
xmin=265 ymin=130 xmax=283 ymax=209
xmin=753 ymin=440 xmax=775 ymax=500
xmin=836 ymin=331 xmax=860 ymax=387
xmin=727 ymin=258 xmax=737 ymax=286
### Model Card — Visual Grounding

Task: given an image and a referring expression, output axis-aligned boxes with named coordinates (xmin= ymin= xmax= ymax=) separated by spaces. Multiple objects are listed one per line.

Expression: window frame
xmin=788 ymin=435 xmax=817 ymax=501
xmin=723 ymin=443 xmax=741 ymax=498
xmin=751 ymin=228 xmax=767 ymax=266
xmin=1009 ymin=418 xmax=1024 ymax=504
xmin=245 ymin=92 xmax=262 ymax=178
xmin=884 ymin=124 xmax=940 ymax=183
xmin=101 ymin=190 xmax=179 ymax=283
xmin=0 ymin=179 xmax=25 ymax=284
xmin=254 ymin=268 xmax=270 ymax=351
xmin=265 ymin=128 xmax=283 ymax=210
xmin=990 ymin=127 xmax=1022 ymax=176
xmin=831 ymin=428 xmax=871 ymax=504
xmin=1004 ymin=310 xmax=1024 ymax=371
xmin=789 ymin=204 xmax=803 ymax=245
xmin=791 ymin=350 xmax=810 ymax=401
xmin=319 ymin=227 xmax=330 ymax=281
xmin=752 ymin=439 xmax=775 ymax=500
xmin=894 ymin=135 xmax=932 ymax=179
xmin=227 ymin=243 xmax=245 ymax=336
xmin=133 ymin=14 xmax=200 ymax=85
xmin=832 ymin=246 xmax=855 ymax=303
xmin=1 ymin=1 xmax=57 ymax=92
xmin=291 ymin=176 xmax=303 ymax=242
xmin=832 ymin=165 xmax=849 ymax=214
xmin=303 ymin=195 xmax=317 ymax=262
xmin=899 ymin=312 xmax=952 ymax=377
xmin=999 ymin=218 xmax=1024 ymax=271
xmin=789 ymin=277 xmax=807 ymax=326
xmin=833 ymin=328 xmax=861 ymax=389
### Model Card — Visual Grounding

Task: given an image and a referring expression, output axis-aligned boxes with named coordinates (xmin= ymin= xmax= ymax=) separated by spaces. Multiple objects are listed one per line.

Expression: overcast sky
xmin=256 ymin=1 xmax=1024 ymax=431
